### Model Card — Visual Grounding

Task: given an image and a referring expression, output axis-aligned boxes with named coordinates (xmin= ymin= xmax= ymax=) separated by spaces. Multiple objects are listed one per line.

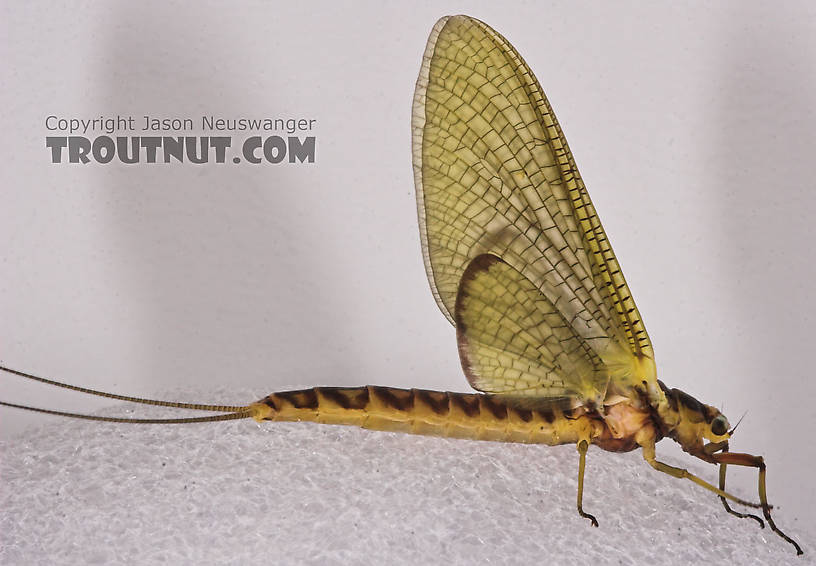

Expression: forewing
xmin=412 ymin=15 xmax=656 ymax=398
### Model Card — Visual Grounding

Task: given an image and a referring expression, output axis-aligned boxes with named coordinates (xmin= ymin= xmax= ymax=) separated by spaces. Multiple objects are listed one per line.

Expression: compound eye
xmin=711 ymin=416 xmax=728 ymax=436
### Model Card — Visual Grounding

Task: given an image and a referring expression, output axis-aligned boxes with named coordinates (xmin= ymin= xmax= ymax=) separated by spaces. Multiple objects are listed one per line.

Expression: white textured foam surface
xmin=1 ymin=388 xmax=812 ymax=565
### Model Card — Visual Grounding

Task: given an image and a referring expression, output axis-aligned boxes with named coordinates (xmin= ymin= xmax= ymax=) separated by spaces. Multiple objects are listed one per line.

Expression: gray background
xmin=1 ymin=0 xmax=814 ymax=534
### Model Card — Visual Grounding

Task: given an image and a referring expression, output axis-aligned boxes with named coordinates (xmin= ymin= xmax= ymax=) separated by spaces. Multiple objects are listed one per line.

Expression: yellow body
xmin=249 ymin=386 xmax=656 ymax=452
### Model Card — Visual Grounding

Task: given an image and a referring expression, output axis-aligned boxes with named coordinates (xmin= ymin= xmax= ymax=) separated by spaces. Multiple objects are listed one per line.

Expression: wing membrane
xmin=412 ymin=15 xmax=656 ymax=400
xmin=456 ymin=254 xmax=607 ymax=404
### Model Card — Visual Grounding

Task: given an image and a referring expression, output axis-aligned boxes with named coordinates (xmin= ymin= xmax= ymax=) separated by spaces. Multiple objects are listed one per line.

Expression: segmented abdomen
xmin=250 ymin=386 xmax=594 ymax=445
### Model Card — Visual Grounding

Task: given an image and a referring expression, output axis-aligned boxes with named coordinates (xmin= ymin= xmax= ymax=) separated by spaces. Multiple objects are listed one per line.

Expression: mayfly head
xmin=656 ymin=380 xmax=732 ymax=454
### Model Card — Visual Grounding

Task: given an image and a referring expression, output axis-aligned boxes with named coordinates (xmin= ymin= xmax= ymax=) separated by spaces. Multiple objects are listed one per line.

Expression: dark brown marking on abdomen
xmin=318 ymin=387 xmax=370 ymax=410
xmin=513 ymin=407 xmax=533 ymax=422
xmin=538 ymin=406 xmax=556 ymax=423
xmin=415 ymin=389 xmax=450 ymax=416
xmin=371 ymin=386 xmax=415 ymax=411
xmin=482 ymin=395 xmax=508 ymax=420
xmin=276 ymin=389 xmax=319 ymax=410
xmin=451 ymin=393 xmax=480 ymax=417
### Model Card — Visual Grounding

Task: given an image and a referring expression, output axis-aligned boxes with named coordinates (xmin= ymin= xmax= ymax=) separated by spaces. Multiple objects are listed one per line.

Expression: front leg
xmin=715 ymin=444 xmax=764 ymax=527
xmin=711 ymin=450 xmax=802 ymax=555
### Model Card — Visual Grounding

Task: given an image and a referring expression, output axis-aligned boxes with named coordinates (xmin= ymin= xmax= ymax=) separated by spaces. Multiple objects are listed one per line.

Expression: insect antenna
xmin=729 ymin=410 xmax=748 ymax=436
xmin=0 ymin=364 xmax=254 ymax=424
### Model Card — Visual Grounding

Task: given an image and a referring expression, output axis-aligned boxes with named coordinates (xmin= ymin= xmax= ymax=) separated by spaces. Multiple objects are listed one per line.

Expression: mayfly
xmin=0 ymin=14 xmax=802 ymax=555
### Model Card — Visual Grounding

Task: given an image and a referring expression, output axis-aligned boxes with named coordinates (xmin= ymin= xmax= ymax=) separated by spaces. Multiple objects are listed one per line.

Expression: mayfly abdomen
xmin=249 ymin=386 xmax=596 ymax=445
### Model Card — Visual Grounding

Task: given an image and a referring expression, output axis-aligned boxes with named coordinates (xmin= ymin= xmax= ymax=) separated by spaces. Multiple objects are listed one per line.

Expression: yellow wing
xmin=412 ymin=15 xmax=657 ymax=404
xmin=456 ymin=254 xmax=607 ymax=404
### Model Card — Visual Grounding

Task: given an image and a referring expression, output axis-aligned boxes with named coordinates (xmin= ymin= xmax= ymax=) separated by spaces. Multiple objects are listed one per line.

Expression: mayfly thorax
xmin=0 ymin=14 xmax=802 ymax=556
